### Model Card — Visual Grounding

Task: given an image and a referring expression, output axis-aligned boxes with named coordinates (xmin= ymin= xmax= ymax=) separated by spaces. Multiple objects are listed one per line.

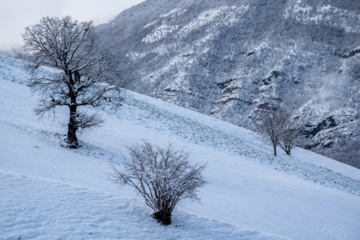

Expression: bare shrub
xmin=112 ymin=141 xmax=206 ymax=225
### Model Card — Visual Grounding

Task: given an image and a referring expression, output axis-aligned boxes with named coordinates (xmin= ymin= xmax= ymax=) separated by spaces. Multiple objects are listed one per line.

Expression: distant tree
xmin=112 ymin=141 xmax=206 ymax=225
xmin=257 ymin=109 xmax=284 ymax=156
xmin=257 ymin=108 xmax=297 ymax=156
xmin=279 ymin=122 xmax=297 ymax=155
xmin=23 ymin=16 xmax=121 ymax=148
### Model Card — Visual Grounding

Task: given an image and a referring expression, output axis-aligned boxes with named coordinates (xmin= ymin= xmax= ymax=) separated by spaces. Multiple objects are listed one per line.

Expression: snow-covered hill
xmin=1 ymin=54 xmax=360 ymax=239
xmin=96 ymin=0 xmax=360 ymax=168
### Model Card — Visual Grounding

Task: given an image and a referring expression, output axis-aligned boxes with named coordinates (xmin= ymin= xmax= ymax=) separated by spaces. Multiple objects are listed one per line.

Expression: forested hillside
xmin=96 ymin=0 xmax=360 ymax=167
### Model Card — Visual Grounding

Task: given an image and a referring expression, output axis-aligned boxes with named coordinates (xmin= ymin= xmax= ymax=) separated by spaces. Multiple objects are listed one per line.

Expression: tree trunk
xmin=153 ymin=209 xmax=172 ymax=225
xmin=66 ymin=105 xmax=79 ymax=148
xmin=66 ymin=71 xmax=79 ymax=148
xmin=273 ymin=142 xmax=277 ymax=156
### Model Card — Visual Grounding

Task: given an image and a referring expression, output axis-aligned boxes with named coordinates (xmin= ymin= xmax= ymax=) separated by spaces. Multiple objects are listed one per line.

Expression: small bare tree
xmin=257 ymin=108 xmax=297 ymax=156
xmin=23 ymin=16 xmax=121 ymax=148
xmin=112 ymin=141 xmax=206 ymax=225
xmin=257 ymin=109 xmax=285 ymax=156
xmin=279 ymin=123 xmax=297 ymax=155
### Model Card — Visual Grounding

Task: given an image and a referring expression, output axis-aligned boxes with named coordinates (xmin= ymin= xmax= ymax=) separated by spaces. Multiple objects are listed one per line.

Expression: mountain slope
xmin=1 ymin=54 xmax=360 ymax=239
xmin=96 ymin=0 xmax=360 ymax=168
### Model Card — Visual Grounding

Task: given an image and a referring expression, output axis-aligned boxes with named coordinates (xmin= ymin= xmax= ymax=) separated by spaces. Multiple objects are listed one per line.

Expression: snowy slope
xmin=1 ymin=54 xmax=360 ymax=240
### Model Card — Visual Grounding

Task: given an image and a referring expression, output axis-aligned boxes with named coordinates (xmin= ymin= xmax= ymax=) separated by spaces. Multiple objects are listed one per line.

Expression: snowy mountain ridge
xmin=96 ymin=0 xmax=360 ymax=168
xmin=1 ymin=54 xmax=360 ymax=239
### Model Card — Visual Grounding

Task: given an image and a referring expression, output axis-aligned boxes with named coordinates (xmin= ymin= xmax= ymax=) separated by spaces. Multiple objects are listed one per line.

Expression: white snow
xmin=284 ymin=0 xmax=360 ymax=33
xmin=160 ymin=8 xmax=185 ymax=19
xmin=143 ymin=20 xmax=158 ymax=29
xmin=142 ymin=24 xmax=179 ymax=43
xmin=178 ymin=6 xmax=248 ymax=37
xmin=1 ymin=54 xmax=360 ymax=240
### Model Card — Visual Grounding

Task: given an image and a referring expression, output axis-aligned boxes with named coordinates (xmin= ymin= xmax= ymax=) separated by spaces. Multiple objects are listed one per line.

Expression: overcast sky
xmin=0 ymin=0 xmax=144 ymax=51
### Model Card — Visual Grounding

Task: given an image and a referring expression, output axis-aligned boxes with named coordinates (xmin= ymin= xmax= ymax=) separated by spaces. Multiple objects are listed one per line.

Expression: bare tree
xmin=257 ymin=108 xmax=297 ymax=156
xmin=279 ymin=124 xmax=297 ymax=155
xmin=112 ymin=141 xmax=206 ymax=225
xmin=257 ymin=109 xmax=284 ymax=156
xmin=23 ymin=16 xmax=121 ymax=148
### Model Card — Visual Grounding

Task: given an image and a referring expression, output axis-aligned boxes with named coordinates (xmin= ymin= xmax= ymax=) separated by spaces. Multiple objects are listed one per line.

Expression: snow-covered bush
xmin=112 ymin=141 xmax=206 ymax=225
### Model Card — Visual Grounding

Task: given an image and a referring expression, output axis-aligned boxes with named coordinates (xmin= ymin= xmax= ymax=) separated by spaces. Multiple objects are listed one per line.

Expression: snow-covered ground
xmin=0 ymin=54 xmax=360 ymax=240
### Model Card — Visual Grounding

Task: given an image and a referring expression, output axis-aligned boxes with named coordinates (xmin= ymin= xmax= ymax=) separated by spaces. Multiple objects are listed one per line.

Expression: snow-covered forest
xmin=96 ymin=0 xmax=360 ymax=168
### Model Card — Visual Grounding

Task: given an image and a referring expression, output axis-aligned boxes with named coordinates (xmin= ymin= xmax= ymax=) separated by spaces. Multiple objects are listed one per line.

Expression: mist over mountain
xmin=96 ymin=0 xmax=360 ymax=168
